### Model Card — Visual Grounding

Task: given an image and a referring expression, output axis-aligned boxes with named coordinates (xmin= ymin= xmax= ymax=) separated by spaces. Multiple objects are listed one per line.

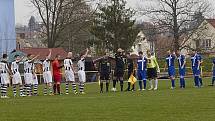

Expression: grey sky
xmin=15 ymin=0 xmax=215 ymax=25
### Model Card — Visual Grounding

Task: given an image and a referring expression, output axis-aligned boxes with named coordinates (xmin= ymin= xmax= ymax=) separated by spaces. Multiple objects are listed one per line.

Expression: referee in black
xmin=112 ymin=48 xmax=126 ymax=92
xmin=125 ymin=52 xmax=135 ymax=91
xmin=98 ymin=56 xmax=111 ymax=93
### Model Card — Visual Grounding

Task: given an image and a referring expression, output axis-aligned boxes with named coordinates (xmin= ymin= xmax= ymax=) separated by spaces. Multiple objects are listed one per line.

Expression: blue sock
xmin=180 ymin=78 xmax=183 ymax=88
xmin=194 ymin=76 xmax=199 ymax=87
xmin=139 ymin=81 xmax=142 ymax=90
xmin=182 ymin=78 xmax=185 ymax=88
xmin=143 ymin=80 xmax=147 ymax=89
xmin=199 ymin=78 xmax=203 ymax=86
xmin=171 ymin=79 xmax=175 ymax=87
xmin=212 ymin=77 xmax=215 ymax=85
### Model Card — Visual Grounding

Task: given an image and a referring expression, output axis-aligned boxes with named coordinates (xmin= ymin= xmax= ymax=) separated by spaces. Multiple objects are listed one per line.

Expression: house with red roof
xmin=182 ymin=19 xmax=215 ymax=55
xmin=18 ymin=48 xmax=68 ymax=60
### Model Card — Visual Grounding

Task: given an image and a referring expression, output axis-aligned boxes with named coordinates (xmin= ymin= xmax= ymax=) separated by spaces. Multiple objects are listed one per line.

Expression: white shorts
xmin=0 ymin=73 xmax=10 ymax=85
xmin=33 ymin=74 xmax=38 ymax=85
xmin=65 ymin=70 xmax=75 ymax=82
xmin=24 ymin=73 xmax=33 ymax=85
xmin=78 ymin=70 xmax=86 ymax=83
xmin=12 ymin=72 xmax=22 ymax=85
xmin=43 ymin=71 xmax=53 ymax=83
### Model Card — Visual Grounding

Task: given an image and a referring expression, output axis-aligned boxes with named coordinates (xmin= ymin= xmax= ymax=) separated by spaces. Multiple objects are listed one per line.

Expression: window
xmin=202 ymin=39 xmax=212 ymax=49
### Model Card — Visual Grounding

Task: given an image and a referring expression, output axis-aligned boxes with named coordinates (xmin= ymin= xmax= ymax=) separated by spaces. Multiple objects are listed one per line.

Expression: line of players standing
xmin=0 ymin=53 xmax=40 ymax=98
xmin=0 ymin=48 xmax=90 ymax=98
xmin=97 ymin=48 xmax=208 ymax=93
xmin=0 ymin=48 xmax=214 ymax=97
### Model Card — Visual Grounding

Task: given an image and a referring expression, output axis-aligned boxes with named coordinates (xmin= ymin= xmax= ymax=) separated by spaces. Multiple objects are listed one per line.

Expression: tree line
xmin=31 ymin=0 xmax=212 ymax=55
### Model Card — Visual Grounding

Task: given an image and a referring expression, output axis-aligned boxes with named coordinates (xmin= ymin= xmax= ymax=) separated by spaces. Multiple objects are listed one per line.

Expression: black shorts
xmin=100 ymin=73 xmax=110 ymax=80
xmin=147 ymin=68 xmax=157 ymax=79
xmin=114 ymin=70 xmax=124 ymax=78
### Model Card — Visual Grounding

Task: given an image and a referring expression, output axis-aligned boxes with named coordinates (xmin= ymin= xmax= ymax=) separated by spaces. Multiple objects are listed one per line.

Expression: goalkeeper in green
xmin=146 ymin=50 xmax=160 ymax=90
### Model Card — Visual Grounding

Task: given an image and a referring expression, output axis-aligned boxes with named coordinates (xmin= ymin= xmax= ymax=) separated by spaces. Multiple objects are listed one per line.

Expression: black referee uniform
xmin=98 ymin=58 xmax=111 ymax=93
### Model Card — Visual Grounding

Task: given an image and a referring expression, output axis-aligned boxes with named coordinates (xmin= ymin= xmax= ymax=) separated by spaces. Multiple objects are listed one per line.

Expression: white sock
xmin=155 ymin=79 xmax=158 ymax=89
xmin=149 ymin=80 xmax=153 ymax=88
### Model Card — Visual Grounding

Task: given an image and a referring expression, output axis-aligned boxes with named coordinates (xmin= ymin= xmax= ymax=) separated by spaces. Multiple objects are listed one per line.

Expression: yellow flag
xmin=128 ymin=74 xmax=137 ymax=85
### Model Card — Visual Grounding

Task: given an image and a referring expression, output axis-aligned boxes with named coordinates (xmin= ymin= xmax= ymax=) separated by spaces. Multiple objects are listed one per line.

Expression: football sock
xmin=143 ymin=80 xmax=147 ymax=89
xmin=71 ymin=81 xmax=77 ymax=92
xmin=106 ymin=82 xmax=109 ymax=92
xmin=139 ymin=80 xmax=142 ymax=90
xmin=65 ymin=82 xmax=69 ymax=94
xmin=155 ymin=79 xmax=158 ymax=89
xmin=120 ymin=80 xmax=123 ymax=91
xmin=13 ymin=85 xmax=17 ymax=96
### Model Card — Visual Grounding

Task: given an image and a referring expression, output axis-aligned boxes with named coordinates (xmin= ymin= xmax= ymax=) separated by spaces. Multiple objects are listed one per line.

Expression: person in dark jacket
xmin=98 ymin=56 xmax=111 ymax=93
xmin=112 ymin=48 xmax=126 ymax=92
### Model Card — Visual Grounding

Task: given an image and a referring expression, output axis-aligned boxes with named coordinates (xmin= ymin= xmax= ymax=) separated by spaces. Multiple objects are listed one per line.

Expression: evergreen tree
xmin=91 ymin=0 xmax=139 ymax=52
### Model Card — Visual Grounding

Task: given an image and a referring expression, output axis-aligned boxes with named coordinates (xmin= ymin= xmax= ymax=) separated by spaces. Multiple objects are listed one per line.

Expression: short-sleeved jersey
xmin=127 ymin=58 xmax=134 ymax=72
xmin=115 ymin=53 xmax=125 ymax=70
xmin=11 ymin=61 xmax=20 ymax=74
xmin=137 ymin=57 xmax=147 ymax=71
xmin=43 ymin=59 xmax=51 ymax=72
xmin=24 ymin=60 xmax=33 ymax=73
xmin=213 ymin=59 xmax=215 ymax=70
xmin=64 ymin=58 xmax=73 ymax=71
xmin=52 ymin=59 xmax=61 ymax=77
xmin=178 ymin=55 xmax=186 ymax=68
xmin=78 ymin=58 xmax=85 ymax=71
xmin=166 ymin=55 xmax=175 ymax=67
xmin=191 ymin=54 xmax=202 ymax=67
xmin=0 ymin=61 xmax=9 ymax=73
xmin=99 ymin=59 xmax=111 ymax=74
xmin=147 ymin=56 xmax=159 ymax=69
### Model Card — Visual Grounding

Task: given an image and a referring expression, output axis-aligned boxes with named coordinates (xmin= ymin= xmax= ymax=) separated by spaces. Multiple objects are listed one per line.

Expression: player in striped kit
xmin=77 ymin=48 xmax=89 ymax=94
xmin=137 ymin=51 xmax=147 ymax=91
xmin=0 ymin=54 xmax=11 ymax=98
xmin=43 ymin=49 xmax=53 ymax=95
xmin=64 ymin=52 xmax=77 ymax=95
xmin=24 ymin=54 xmax=38 ymax=96
xmin=165 ymin=50 xmax=176 ymax=89
xmin=176 ymin=50 xmax=186 ymax=88
xmin=11 ymin=55 xmax=25 ymax=97
xmin=32 ymin=62 xmax=39 ymax=96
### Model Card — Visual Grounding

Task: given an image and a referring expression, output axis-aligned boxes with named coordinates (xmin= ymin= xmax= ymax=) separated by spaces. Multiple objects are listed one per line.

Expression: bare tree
xmin=31 ymin=0 xmax=95 ymax=48
xmin=138 ymin=0 xmax=211 ymax=51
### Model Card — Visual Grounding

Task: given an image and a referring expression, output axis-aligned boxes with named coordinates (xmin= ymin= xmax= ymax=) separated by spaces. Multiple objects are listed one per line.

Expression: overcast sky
xmin=14 ymin=0 xmax=215 ymax=25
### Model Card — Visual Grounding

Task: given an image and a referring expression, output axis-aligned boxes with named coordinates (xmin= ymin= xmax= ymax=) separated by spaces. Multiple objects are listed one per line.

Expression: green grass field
xmin=0 ymin=78 xmax=215 ymax=121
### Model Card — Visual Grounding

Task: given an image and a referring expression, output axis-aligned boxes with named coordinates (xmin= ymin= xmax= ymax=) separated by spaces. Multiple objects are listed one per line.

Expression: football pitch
xmin=0 ymin=78 xmax=215 ymax=121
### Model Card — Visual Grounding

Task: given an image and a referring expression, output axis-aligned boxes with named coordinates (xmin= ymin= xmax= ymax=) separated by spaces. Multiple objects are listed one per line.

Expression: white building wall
xmin=131 ymin=31 xmax=153 ymax=55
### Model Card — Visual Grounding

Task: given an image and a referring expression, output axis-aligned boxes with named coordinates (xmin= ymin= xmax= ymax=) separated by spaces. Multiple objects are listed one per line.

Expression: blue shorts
xmin=179 ymin=68 xmax=186 ymax=77
xmin=168 ymin=66 xmax=175 ymax=77
xmin=213 ymin=70 xmax=215 ymax=77
xmin=137 ymin=70 xmax=147 ymax=80
xmin=192 ymin=67 xmax=200 ymax=76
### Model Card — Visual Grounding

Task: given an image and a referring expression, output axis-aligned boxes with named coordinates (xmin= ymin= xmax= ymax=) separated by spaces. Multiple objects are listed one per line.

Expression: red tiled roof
xmin=18 ymin=48 xmax=67 ymax=60
xmin=206 ymin=19 xmax=215 ymax=28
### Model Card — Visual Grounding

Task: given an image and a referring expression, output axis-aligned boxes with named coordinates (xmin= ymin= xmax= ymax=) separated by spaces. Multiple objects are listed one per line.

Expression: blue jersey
xmin=137 ymin=57 xmax=147 ymax=71
xmin=191 ymin=54 xmax=202 ymax=68
xmin=213 ymin=59 xmax=215 ymax=77
xmin=178 ymin=55 xmax=186 ymax=76
xmin=166 ymin=55 xmax=175 ymax=68
xmin=178 ymin=55 xmax=186 ymax=69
